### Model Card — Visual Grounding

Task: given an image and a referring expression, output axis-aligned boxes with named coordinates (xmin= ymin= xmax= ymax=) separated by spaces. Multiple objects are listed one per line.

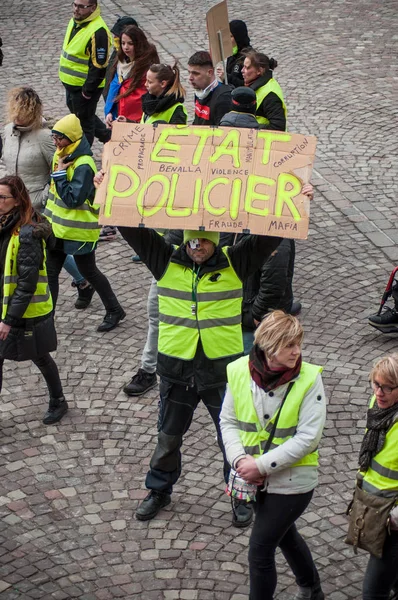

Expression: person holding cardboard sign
xmin=216 ymin=19 xmax=253 ymax=88
xmin=116 ymin=224 xmax=282 ymax=525
xmin=242 ymin=51 xmax=287 ymax=131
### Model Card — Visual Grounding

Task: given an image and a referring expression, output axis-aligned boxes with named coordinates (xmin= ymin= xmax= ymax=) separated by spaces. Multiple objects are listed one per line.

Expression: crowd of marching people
xmin=1 ymin=1 xmax=398 ymax=599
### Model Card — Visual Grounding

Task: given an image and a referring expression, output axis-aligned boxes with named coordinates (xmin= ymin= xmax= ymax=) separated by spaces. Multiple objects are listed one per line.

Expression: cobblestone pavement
xmin=0 ymin=0 xmax=398 ymax=598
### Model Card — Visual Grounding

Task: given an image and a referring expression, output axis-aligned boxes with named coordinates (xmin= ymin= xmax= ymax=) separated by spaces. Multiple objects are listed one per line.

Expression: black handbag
xmin=0 ymin=315 xmax=57 ymax=362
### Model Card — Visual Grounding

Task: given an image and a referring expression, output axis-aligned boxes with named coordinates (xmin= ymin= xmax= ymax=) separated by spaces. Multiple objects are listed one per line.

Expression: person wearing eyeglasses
xmin=354 ymin=354 xmax=398 ymax=600
xmin=59 ymin=0 xmax=111 ymax=146
xmin=0 ymin=175 xmax=68 ymax=425
xmin=44 ymin=114 xmax=125 ymax=332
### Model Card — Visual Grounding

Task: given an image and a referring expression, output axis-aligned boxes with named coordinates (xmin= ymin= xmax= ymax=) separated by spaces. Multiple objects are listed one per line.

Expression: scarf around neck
xmin=249 ymin=344 xmax=302 ymax=392
xmin=358 ymin=400 xmax=398 ymax=471
xmin=117 ymin=59 xmax=134 ymax=82
xmin=195 ymin=78 xmax=219 ymax=101
xmin=141 ymin=90 xmax=184 ymax=117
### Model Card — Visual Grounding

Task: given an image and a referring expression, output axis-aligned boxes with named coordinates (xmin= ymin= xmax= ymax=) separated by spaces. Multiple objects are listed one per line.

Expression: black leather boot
xmin=97 ymin=306 xmax=126 ymax=332
xmin=74 ymin=280 xmax=95 ymax=309
xmin=43 ymin=396 xmax=68 ymax=425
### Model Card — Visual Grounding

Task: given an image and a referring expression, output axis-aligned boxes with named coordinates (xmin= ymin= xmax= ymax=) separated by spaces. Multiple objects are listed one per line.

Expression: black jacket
xmin=119 ymin=227 xmax=281 ymax=390
xmin=0 ymin=216 xmax=57 ymax=361
xmin=193 ymin=83 xmax=232 ymax=126
xmin=249 ymin=72 xmax=286 ymax=131
xmin=240 ymin=238 xmax=295 ymax=329
xmin=226 ymin=47 xmax=252 ymax=88
xmin=141 ymin=92 xmax=187 ymax=124
xmin=219 ymin=111 xmax=259 ymax=129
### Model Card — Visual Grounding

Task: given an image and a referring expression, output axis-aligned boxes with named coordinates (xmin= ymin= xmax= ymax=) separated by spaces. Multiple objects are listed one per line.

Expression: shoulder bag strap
xmin=263 ymin=381 xmax=295 ymax=454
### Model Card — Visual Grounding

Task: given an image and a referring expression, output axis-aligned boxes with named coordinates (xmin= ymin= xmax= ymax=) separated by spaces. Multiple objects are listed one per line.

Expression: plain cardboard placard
xmin=206 ymin=0 xmax=233 ymax=67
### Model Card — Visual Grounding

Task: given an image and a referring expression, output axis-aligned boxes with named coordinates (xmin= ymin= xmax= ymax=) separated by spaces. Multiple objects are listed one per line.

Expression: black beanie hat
xmin=229 ymin=20 xmax=250 ymax=50
xmin=111 ymin=16 xmax=139 ymax=37
xmin=231 ymin=87 xmax=257 ymax=115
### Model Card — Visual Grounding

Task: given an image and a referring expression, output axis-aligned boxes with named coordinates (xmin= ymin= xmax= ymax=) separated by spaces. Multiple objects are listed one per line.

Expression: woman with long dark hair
xmin=0 ymin=175 xmax=67 ymax=425
xmin=105 ymin=25 xmax=159 ymax=126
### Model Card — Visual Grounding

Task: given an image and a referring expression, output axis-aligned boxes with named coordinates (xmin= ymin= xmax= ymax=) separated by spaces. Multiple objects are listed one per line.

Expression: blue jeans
xmin=363 ymin=531 xmax=398 ymax=599
xmin=63 ymin=254 xmax=85 ymax=285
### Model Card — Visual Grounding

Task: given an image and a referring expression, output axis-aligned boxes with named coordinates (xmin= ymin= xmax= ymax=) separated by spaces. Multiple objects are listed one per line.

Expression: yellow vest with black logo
xmin=2 ymin=230 xmax=53 ymax=320
xmin=360 ymin=395 xmax=398 ymax=498
xmin=255 ymin=78 xmax=287 ymax=129
xmin=227 ymin=356 xmax=322 ymax=465
xmin=59 ymin=16 xmax=111 ymax=88
xmin=157 ymin=247 xmax=243 ymax=360
xmin=140 ymin=103 xmax=188 ymax=124
xmin=44 ymin=155 xmax=100 ymax=243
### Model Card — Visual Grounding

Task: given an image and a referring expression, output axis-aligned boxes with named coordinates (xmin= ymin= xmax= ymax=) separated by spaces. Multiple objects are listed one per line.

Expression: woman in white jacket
xmin=220 ymin=310 xmax=326 ymax=600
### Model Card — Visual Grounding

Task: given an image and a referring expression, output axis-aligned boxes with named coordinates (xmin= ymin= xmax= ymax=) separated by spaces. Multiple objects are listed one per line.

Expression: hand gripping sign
xmin=96 ymin=123 xmax=317 ymax=239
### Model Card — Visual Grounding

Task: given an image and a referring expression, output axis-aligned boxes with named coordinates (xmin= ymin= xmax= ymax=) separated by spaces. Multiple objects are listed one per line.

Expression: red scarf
xmin=249 ymin=344 xmax=302 ymax=392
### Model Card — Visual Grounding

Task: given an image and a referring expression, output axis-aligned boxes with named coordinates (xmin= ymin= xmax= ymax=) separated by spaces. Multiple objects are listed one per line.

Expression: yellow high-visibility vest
xmin=255 ymin=78 xmax=287 ymax=129
xmin=140 ymin=103 xmax=188 ymax=124
xmin=44 ymin=154 xmax=100 ymax=243
xmin=361 ymin=395 xmax=398 ymax=498
xmin=59 ymin=16 xmax=111 ymax=88
xmin=157 ymin=247 xmax=243 ymax=360
xmin=2 ymin=230 xmax=53 ymax=320
xmin=227 ymin=356 xmax=322 ymax=466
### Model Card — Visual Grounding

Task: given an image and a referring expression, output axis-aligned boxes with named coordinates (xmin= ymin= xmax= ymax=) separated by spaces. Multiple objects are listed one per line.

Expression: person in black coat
xmin=0 ymin=175 xmax=68 ymax=424
xmin=216 ymin=19 xmax=252 ymax=87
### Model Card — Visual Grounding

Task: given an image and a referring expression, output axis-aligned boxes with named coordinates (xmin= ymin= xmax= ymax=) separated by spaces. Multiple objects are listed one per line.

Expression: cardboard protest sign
xmin=96 ymin=122 xmax=317 ymax=239
xmin=206 ymin=0 xmax=233 ymax=67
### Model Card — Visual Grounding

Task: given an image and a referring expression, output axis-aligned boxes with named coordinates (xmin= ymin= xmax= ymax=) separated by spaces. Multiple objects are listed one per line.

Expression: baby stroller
xmin=368 ymin=266 xmax=398 ymax=333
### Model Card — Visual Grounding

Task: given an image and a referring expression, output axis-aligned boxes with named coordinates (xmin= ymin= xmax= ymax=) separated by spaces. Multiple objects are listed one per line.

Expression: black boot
xmin=369 ymin=307 xmax=398 ymax=333
xmin=294 ymin=583 xmax=324 ymax=600
xmin=43 ymin=396 xmax=68 ymax=425
xmin=73 ymin=280 xmax=95 ymax=309
xmin=97 ymin=306 xmax=126 ymax=332
xmin=136 ymin=491 xmax=171 ymax=521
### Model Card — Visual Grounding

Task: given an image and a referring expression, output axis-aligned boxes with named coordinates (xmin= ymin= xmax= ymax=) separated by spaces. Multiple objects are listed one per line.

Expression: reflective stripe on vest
xmin=157 ymin=246 xmax=243 ymax=360
xmin=140 ymin=103 xmax=188 ymax=124
xmin=255 ymin=78 xmax=287 ymax=129
xmin=59 ymin=17 xmax=111 ymax=87
xmin=361 ymin=395 xmax=398 ymax=497
xmin=227 ymin=356 xmax=322 ymax=465
xmin=47 ymin=154 xmax=100 ymax=243
xmin=2 ymin=231 xmax=53 ymax=319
